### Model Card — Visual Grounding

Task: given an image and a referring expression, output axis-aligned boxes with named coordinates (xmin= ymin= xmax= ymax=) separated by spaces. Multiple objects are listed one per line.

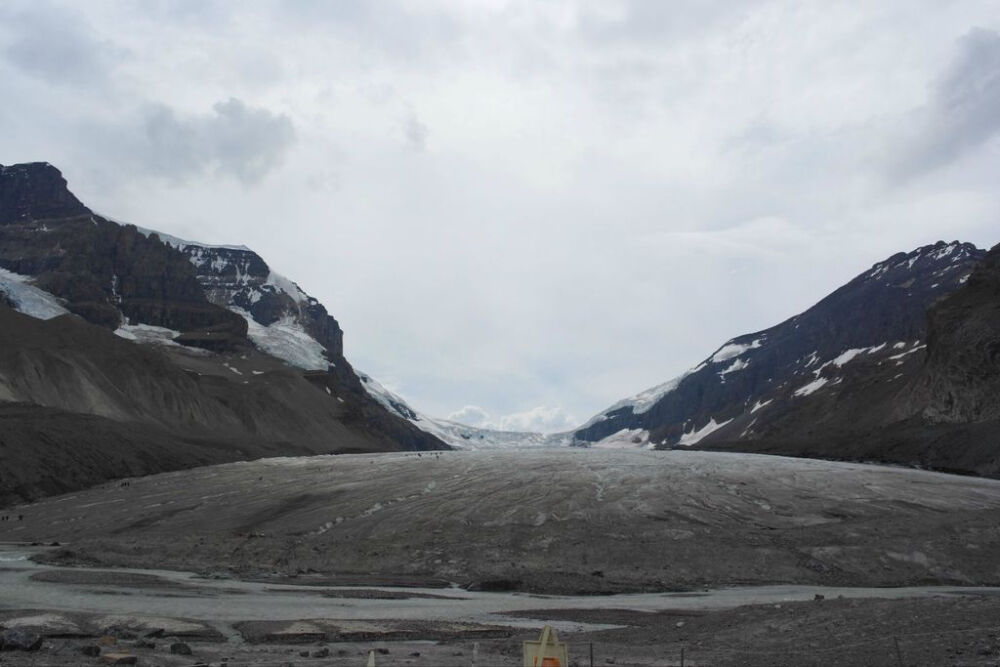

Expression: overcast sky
xmin=2 ymin=1 xmax=998 ymax=432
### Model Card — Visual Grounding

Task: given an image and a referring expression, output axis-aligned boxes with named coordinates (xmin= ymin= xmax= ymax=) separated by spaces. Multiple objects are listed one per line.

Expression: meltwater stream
xmin=2 ymin=544 xmax=998 ymax=634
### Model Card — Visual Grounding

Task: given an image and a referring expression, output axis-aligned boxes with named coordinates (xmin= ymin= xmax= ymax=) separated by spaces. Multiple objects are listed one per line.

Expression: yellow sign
xmin=523 ymin=625 xmax=568 ymax=667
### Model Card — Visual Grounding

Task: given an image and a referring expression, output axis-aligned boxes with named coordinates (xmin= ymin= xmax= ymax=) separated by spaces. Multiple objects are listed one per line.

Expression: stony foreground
xmin=3 ymin=449 xmax=1000 ymax=593
xmin=2 ymin=545 xmax=1000 ymax=666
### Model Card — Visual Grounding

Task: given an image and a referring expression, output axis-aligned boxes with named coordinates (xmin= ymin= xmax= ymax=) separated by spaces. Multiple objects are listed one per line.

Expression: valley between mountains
xmin=2 ymin=162 xmax=1000 ymax=665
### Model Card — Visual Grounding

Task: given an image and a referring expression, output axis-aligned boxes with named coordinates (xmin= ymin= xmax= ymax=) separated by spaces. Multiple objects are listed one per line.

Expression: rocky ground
xmin=510 ymin=594 xmax=1000 ymax=666
xmin=4 ymin=450 xmax=1000 ymax=593
xmin=1 ymin=578 xmax=999 ymax=666
xmin=3 ymin=449 xmax=1000 ymax=665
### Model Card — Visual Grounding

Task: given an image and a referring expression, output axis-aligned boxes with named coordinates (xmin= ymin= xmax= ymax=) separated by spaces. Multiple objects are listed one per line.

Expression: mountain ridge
xmin=574 ymin=240 xmax=985 ymax=448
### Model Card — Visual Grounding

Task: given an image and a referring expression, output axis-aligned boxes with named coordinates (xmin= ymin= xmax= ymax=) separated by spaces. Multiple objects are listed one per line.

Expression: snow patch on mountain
xmin=579 ymin=372 xmax=690 ymax=431
xmin=0 ymin=268 xmax=70 ymax=320
xmin=114 ymin=323 xmax=183 ymax=346
xmin=794 ymin=376 xmax=830 ymax=397
xmin=265 ymin=271 xmax=307 ymax=304
xmin=888 ymin=343 xmax=926 ymax=362
xmin=592 ymin=428 xmax=650 ymax=449
xmin=230 ymin=307 xmax=329 ymax=371
xmin=720 ymin=358 xmax=749 ymax=376
xmin=676 ymin=417 xmax=733 ymax=446
xmin=133 ymin=225 xmax=251 ymax=252
xmin=710 ymin=338 xmax=763 ymax=363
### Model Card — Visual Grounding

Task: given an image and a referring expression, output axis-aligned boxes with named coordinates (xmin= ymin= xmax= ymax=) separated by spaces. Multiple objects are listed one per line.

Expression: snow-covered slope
xmin=133 ymin=227 xmax=340 ymax=371
xmin=0 ymin=268 xmax=70 ymax=320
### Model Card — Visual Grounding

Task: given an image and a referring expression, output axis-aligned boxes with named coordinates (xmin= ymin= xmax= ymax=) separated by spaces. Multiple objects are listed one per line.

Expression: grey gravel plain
xmin=3 ymin=449 xmax=1000 ymax=593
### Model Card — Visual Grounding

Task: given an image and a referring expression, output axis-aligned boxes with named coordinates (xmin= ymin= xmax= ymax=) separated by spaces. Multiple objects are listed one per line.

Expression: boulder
xmin=170 ymin=641 xmax=192 ymax=655
xmin=0 ymin=627 xmax=43 ymax=651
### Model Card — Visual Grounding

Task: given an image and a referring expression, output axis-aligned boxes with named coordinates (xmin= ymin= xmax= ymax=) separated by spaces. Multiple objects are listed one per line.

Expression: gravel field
xmin=3 ymin=449 xmax=1000 ymax=593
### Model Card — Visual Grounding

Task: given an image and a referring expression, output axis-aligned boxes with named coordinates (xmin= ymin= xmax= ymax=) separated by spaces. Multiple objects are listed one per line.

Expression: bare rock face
xmin=918 ymin=243 xmax=1000 ymax=423
xmin=1 ymin=627 xmax=43 ymax=651
xmin=0 ymin=162 xmax=89 ymax=225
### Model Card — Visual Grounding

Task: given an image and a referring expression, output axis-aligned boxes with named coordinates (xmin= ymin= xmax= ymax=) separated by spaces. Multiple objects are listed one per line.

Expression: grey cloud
xmin=2 ymin=5 xmax=123 ymax=85
xmin=892 ymin=28 xmax=1000 ymax=180
xmin=403 ymin=112 xmax=429 ymax=151
xmin=141 ymin=98 xmax=295 ymax=184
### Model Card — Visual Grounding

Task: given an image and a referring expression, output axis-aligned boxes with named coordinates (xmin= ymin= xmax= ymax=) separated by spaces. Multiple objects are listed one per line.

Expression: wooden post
xmin=589 ymin=642 xmax=594 ymax=667
xmin=680 ymin=646 xmax=685 ymax=667
xmin=472 ymin=641 xmax=478 ymax=667
xmin=894 ymin=636 xmax=904 ymax=666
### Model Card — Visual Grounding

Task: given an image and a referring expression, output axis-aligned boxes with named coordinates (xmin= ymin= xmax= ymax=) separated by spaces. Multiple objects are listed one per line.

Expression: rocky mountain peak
xmin=0 ymin=162 xmax=90 ymax=225
xmin=859 ymin=240 xmax=980 ymax=286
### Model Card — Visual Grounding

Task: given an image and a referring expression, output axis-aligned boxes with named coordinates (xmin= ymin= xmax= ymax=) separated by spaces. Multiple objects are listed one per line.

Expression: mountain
xmin=574 ymin=240 xmax=997 ymax=473
xmin=0 ymin=162 xmax=445 ymax=505
xmin=698 ymin=242 xmax=1000 ymax=477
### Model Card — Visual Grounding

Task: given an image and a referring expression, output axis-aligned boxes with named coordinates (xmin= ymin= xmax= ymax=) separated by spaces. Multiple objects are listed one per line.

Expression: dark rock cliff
xmin=916 ymin=243 xmax=1000 ymax=423
xmin=0 ymin=163 xmax=89 ymax=224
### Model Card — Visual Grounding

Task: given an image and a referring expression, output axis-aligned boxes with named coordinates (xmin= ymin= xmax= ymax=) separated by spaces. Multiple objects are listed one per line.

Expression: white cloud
xmin=497 ymin=406 xmax=578 ymax=434
xmin=447 ymin=404 xmax=577 ymax=434
xmin=447 ymin=405 xmax=492 ymax=428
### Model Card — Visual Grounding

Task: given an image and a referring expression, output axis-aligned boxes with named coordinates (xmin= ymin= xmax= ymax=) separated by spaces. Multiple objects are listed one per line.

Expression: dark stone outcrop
xmin=0 ymin=627 xmax=43 ymax=651
xmin=169 ymin=642 xmax=192 ymax=655
xmin=916 ymin=243 xmax=1000 ymax=423
xmin=0 ymin=162 xmax=89 ymax=224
